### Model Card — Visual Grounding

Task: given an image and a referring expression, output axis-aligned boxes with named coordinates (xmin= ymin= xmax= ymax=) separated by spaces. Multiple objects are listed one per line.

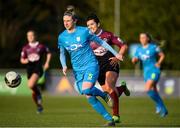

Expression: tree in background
xmin=0 ymin=0 xmax=179 ymax=70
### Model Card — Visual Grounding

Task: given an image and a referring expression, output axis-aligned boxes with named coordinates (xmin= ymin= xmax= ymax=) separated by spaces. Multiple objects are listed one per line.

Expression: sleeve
xmin=45 ymin=45 xmax=50 ymax=53
xmin=21 ymin=46 xmax=27 ymax=59
xmin=133 ymin=47 xmax=140 ymax=59
xmin=58 ymin=37 xmax=67 ymax=68
xmin=87 ymin=31 xmax=118 ymax=56
xmin=110 ymin=32 xmax=124 ymax=48
xmin=155 ymin=45 xmax=161 ymax=54
xmin=42 ymin=44 xmax=50 ymax=54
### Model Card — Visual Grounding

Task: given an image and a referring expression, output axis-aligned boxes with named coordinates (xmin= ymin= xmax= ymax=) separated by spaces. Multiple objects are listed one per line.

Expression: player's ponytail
xmin=145 ymin=32 xmax=152 ymax=43
xmin=64 ymin=5 xmax=77 ymax=21
xmin=66 ymin=5 xmax=75 ymax=15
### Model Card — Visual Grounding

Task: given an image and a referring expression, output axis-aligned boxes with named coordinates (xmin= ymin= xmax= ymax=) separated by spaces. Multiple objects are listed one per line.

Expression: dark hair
xmin=86 ymin=13 xmax=100 ymax=24
xmin=140 ymin=32 xmax=152 ymax=43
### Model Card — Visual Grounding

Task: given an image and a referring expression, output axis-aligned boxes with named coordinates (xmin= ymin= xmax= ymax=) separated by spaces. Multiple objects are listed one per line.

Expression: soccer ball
xmin=4 ymin=71 xmax=21 ymax=88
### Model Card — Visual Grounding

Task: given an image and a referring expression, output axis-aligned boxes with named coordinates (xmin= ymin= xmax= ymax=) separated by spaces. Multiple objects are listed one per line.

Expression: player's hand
xmin=62 ymin=66 xmax=67 ymax=76
xmin=132 ymin=58 xmax=138 ymax=64
xmin=115 ymin=54 xmax=124 ymax=61
xmin=155 ymin=62 xmax=161 ymax=68
xmin=21 ymin=58 xmax=29 ymax=64
xmin=109 ymin=57 xmax=119 ymax=67
xmin=43 ymin=62 xmax=49 ymax=71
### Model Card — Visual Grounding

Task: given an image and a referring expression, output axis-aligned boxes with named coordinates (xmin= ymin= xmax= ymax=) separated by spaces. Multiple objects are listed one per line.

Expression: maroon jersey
xmin=21 ymin=42 xmax=50 ymax=65
xmin=90 ymin=29 xmax=124 ymax=56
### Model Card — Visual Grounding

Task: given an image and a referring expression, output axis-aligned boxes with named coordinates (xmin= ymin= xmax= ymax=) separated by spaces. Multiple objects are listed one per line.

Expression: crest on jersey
xmin=76 ymin=36 xmax=81 ymax=42
xmin=146 ymin=50 xmax=150 ymax=54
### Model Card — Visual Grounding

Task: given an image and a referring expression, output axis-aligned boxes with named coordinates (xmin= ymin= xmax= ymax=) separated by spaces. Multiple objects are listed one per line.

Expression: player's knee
xmin=88 ymin=96 xmax=97 ymax=104
xmin=28 ymin=82 xmax=34 ymax=89
xmin=82 ymin=88 xmax=91 ymax=95
xmin=102 ymin=85 xmax=113 ymax=93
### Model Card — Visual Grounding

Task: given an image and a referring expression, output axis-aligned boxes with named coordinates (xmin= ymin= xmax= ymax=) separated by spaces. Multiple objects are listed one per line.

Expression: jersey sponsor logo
xmin=93 ymin=46 xmax=108 ymax=56
xmin=140 ymin=53 xmax=150 ymax=61
xmin=27 ymin=53 xmax=40 ymax=62
xmin=66 ymin=44 xmax=83 ymax=51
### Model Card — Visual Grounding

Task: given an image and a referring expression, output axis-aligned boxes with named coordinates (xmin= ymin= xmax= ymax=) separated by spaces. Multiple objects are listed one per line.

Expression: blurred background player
xmin=132 ymin=32 xmax=168 ymax=117
xmin=58 ymin=10 xmax=124 ymax=126
xmin=86 ymin=14 xmax=130 ymax=123
xmin=20 ymin=30 xmax=52 ymax=113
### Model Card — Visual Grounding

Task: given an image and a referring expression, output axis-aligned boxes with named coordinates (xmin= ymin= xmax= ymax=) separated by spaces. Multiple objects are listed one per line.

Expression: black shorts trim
xmin=96 ymin=51 xmax=120 ymax=85
xmin=27 ymin=66 xmax=43 ymax=79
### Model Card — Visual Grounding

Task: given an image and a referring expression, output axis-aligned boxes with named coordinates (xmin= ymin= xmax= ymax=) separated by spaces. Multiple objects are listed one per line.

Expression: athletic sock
xmin=110 ymin=91 xmax=119 ymax=116
xmin=147 ymin=90 xmax=166 ymax=110
xmin=88 ymin=96 xmax=112 ymax=121
xmin=116 ymin=86 xmax=126 ymax=97
xmin=32 ymin=86 xmax=42 ymax=106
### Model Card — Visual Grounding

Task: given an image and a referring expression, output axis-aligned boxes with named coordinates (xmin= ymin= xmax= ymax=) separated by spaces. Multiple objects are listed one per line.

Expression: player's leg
xmin=81 ymin=82 xmax=115 ymax=126
xmin=153 ymin=86 xmax=161 ymax=114
xmin=115 ymin=80 xmax=130 ymax=97
xmin=145 ymin=79 xmax=168 ymax=117
xmin=101 ymin=71 xmax=120 ymax=123
xmin=81 ymin=67 xmax=113 ymax=107
xmin=28 ymin=73 xmax=43 ymax=113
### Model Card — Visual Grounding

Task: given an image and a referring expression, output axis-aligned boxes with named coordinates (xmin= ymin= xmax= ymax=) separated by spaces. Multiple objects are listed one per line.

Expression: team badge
xmin=146 ymin=50 xmax=150 ymax=54
xmin=76 ymin=36 xmax=81 ymax=42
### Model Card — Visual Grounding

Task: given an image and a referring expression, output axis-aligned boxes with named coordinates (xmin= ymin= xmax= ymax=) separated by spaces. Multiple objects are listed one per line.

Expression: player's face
xmin=27 ymin=31 xmax=36 ymax=43
xmin=139 ymin=33 xmax=149 ymax=45
xmin=63 ymin=15 xmax=75 ymax=31
xmin=87 ymin=19 xmax=98 ymax=34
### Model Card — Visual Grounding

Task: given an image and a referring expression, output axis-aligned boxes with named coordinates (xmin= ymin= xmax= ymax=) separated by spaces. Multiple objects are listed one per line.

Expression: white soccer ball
xmin=4 ymin=71 xmax=21 ymax=88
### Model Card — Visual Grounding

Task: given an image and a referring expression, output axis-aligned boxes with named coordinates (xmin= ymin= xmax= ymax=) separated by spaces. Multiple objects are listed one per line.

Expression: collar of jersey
xmin=29 ymin=41 xmax=39 ymax=47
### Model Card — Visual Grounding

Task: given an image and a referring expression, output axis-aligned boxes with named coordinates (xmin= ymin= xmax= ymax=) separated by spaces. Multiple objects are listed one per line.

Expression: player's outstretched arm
xmin=132 ymin=57 xmax=139 ymax=64
xmin=44 ymin=53 xmax=52 ymax=71
xmin=155 ymin=52 xmax=165 ymax=68
xmin=59 ymin=47 xmax=67 ymax=76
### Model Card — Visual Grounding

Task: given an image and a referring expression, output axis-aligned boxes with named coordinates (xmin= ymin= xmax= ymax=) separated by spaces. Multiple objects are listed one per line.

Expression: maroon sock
xmin=32 ymin=86 xmax=41 ymax=107
xmin=116 ymin=86 xmax=126 ymax=97
xmin=110 ymin=91 xmax=119 ymax=116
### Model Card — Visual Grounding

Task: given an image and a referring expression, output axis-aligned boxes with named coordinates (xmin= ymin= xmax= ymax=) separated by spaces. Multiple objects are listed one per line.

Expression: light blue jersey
xmin=134 ymin=43 xmax=161 ymax=82
xmin=58 ymin=26 xmax=98 ymax=71
xmin=58 ymin=26 xmax=118 ymax=93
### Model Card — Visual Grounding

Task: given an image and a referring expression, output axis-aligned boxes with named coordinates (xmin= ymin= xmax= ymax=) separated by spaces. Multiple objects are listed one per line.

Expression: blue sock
xmin=82 ymin=86 xmax=106 ymax=98
xmin=88 ymin=96 xmax=112 ymax=121
xmin=147 ymin=90 xmax=166 ymax=110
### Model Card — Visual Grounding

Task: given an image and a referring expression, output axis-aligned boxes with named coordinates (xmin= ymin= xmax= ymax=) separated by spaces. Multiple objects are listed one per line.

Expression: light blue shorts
xmin=74 ymin=65 xmax=99 ymax=94
xmin=144 ymin=68 xmax=160 ymax=82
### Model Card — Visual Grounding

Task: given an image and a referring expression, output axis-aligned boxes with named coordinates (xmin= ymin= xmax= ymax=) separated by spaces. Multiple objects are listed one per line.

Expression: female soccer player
xmin=132 ymin=33 xmax=168 ymax=117
xmin=86 ymin=14 xmax=130 ymax=123
xmin=58 ymin=11 xmax=123 ymax=126
xmin=20 ymin=30 xmax=51 ymax=113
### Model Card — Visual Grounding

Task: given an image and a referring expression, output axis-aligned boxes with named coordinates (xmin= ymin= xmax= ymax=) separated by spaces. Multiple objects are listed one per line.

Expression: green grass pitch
xmin=0 ymin=95 xmax=180 ymax=127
